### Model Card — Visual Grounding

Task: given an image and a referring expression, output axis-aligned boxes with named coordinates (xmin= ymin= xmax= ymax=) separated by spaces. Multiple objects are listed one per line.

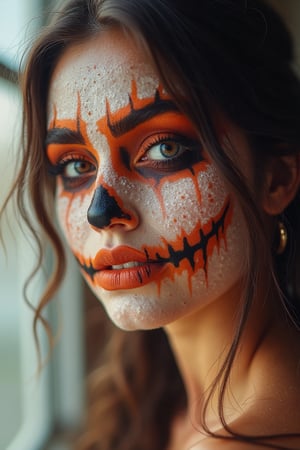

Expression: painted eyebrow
xmin=106 ymin=91 xmax=179 ymax=138
xmin=45 ymin=127 xmax=86 ymax=146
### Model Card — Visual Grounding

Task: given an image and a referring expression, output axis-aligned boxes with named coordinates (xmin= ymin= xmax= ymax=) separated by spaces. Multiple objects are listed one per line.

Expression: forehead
xmin=47 ymin=28 xmax=161 ymax=123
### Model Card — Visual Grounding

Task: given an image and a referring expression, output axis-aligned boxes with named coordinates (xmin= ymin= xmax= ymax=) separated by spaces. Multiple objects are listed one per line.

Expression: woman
xmin=3 ymin=0 xmax=300 ymax=448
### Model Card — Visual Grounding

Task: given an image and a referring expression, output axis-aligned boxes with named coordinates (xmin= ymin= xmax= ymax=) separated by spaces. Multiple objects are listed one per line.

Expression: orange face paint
xmin=75 ymin=198 xmax=232 ymax=292
xmin=96 ymin=80 xmax=207 ymax=217
xmin=47 ymin=30 xmax=247 ymax=330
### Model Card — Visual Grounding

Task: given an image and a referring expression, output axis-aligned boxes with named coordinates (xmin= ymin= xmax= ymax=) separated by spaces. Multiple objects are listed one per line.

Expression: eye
xmin=135 ymin=133 xmax=203 ymax=173
xmin=48 ymin=153 xmax=97 ymax=191
xmin=64 ymin=160 xmax=95 ymax=178
xmin=145 ymin=140 xmax=187 ymax=161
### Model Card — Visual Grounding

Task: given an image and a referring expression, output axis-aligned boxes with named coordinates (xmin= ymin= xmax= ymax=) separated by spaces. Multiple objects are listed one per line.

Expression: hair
xmin=2 ymin=0 xmax=300 ymax=448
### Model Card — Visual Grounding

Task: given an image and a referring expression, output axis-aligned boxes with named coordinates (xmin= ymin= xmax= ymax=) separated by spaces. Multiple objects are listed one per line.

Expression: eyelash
xmin=48 ymin=153 xmax=79 ymax=173
xmin=47 ymin=134 xmax=203 ymax=191
xmin=47 ymin=153 xmax=97 ymax=191
xmin=136 ymin=133 xmax=203 ymax=170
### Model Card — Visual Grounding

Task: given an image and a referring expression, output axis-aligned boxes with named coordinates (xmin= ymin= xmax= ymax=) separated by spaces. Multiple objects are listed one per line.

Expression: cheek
xmin=157 ymin=177 xmax=200 ymax=233
xmin=197 ymin=165 xmax=228 ymax=220
xmin=143 ymin=164 xmax=244 ymax=292
xmin=56 ymin=189 xmax=92 ymax=254
xmin=157 ymin=165 xmax=228 ymax=238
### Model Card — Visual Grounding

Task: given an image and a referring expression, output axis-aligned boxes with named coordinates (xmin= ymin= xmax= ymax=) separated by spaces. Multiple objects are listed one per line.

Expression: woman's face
xmin=47 ymin=28 xmax=248 ymax=330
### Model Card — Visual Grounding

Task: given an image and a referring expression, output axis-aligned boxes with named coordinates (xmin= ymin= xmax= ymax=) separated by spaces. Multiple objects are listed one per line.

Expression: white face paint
xmin=47 ymin=28 xmax=248 ymax=331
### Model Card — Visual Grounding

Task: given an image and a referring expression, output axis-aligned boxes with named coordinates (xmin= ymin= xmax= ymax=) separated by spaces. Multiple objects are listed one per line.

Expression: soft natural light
xmin=0 ymin=0 xmax=42 ymax=70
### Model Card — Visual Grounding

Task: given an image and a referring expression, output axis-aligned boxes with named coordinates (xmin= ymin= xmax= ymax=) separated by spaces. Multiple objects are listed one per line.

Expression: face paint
xmin=47 ymin=29 xmax=247 ymax=330
xmin=96 ymin=79 xmax=206 ymax=217
xmin=78 ymin=198 xmax=232 ymax=292
xmin=87 ymin=183 xmax=139 ymax=229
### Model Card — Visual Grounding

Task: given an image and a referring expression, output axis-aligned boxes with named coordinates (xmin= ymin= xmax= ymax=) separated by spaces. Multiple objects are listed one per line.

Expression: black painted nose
xmin=87 ymin=185 xmax=131 ymax=229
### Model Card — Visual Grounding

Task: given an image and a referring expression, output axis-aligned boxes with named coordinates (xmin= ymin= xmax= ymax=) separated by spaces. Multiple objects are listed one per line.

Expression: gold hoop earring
xmin=277 ymin=221 xmax=288 ymax=255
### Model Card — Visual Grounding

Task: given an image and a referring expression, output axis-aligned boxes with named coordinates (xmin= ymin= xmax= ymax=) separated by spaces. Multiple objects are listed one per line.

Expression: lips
xmin=90 ymin=246 xmax=166 ymax=290
xmin=77 ymin=198 xmax=231 ymax=292
xmin=93 ymin=246 xmax=149 ymax=269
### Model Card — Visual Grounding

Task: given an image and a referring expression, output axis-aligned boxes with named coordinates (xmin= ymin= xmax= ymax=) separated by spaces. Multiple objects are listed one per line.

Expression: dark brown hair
xmin=2 ymin=0 xmax=300 ymax=448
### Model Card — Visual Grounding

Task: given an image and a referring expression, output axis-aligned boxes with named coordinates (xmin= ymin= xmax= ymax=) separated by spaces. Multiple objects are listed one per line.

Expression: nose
xmin=87 ymin=185 xmax=138 ymax=230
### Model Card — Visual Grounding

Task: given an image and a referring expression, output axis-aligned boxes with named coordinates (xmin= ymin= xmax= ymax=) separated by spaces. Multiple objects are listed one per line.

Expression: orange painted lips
xmin=92 ymin=246 xmax=166 ymax=290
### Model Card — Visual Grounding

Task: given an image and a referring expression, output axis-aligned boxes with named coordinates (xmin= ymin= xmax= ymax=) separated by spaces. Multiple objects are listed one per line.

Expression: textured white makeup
xmin=47 ymin=28 xmax=247 ymax=331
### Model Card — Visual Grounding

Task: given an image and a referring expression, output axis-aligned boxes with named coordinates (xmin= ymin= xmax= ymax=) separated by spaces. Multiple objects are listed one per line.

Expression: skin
xmin=46 ymin=29 xmax=247 ymax=331
xmin=47 ymin=28 xmax=300 ymax=449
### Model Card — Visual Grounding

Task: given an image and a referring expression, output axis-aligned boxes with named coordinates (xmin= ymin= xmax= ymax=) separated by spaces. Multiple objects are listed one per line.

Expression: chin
xmin=102 ymin=293 xmax=168 ymax=331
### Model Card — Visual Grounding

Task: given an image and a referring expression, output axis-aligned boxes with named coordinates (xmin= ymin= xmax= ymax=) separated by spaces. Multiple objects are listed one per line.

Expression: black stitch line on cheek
xmin=78 ymin=200 xmax=230 ymax=280
xmin=76 ymin=257 xmax=96 ymax=281
xmin=153 ymin=200 xmax=230 ymax=277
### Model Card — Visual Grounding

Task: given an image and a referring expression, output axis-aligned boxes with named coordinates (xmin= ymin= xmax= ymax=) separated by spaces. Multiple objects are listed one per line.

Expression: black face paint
xmin=106 ymin=89 xmax=178 ymax=138
xmin=80 ymin=200 xmax=230 ymax=280
xmin=119 ymin=146 xmax=131 ymax=171
xmin=152 ymin=200 xmax=229 ymax=275
xmin=87 ymin=185 xmax=131 ymax=229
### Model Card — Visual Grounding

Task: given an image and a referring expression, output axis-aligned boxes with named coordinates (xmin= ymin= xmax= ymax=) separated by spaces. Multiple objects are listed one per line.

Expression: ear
xmin=262 ymin=153 xmax=300 ymax=215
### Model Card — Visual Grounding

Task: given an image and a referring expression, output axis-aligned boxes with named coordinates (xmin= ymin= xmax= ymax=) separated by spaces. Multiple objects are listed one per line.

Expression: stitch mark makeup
xmin=75 ymin=198 xmax=232 ymax=292
xmin=47 ymin=29 xmax=246 ymax=330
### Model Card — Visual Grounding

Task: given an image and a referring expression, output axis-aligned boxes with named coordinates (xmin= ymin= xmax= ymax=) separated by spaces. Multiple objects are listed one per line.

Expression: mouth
xmin=111 ymin=261 xmax=150 ymax=270
xmin=76 ymin=198 xmax=232 ymax=292
xmin=95 ymin=262 xmax=165 ymax=290
xmin=78 ymin=246 xmax=166 ymax=291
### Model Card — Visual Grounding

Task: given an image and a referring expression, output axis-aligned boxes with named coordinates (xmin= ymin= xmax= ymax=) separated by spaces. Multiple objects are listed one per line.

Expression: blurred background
xmin=0 ymin=1 xmax=300 ymax=449
xmin=0 ymin=2 xmax=85 ymax=449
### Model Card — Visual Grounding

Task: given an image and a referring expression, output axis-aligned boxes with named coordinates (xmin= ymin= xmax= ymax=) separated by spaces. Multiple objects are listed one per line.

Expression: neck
xmin=164 ymin=281 xmax=275 ymax=429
